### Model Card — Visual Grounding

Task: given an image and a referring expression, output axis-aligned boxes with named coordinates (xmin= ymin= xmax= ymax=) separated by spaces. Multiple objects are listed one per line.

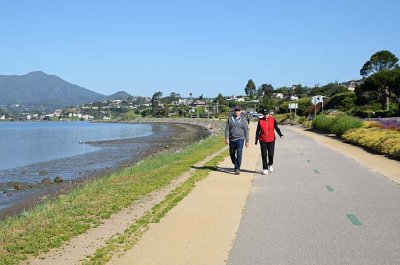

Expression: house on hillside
xmin=53 ymin=110 xmax=62 ymax=117
xmin=272 ymin=93 xmax=284 ymax=99
xmin=171 ymin=99 xmax=188 ymax=106
xmin=339 ymin=80 xmax=363 ymax=91
xmin=191 ymin=100 xmax=206 ymax=106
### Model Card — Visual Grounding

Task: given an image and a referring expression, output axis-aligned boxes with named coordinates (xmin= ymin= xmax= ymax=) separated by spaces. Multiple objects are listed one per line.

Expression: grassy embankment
xmin=84 ymin=150 xmax=228 ymax=264
xmin=0 ymin=134 xmax=226 ymax=265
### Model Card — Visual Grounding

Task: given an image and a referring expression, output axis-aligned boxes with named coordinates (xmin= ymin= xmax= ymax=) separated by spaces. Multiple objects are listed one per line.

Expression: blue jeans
xmin=229 ymin=139 xmax=244 ymax=170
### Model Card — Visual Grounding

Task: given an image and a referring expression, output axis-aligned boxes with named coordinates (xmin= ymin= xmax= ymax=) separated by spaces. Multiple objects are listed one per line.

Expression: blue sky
xmin=1 ymin=0 xmax=399 ymax=97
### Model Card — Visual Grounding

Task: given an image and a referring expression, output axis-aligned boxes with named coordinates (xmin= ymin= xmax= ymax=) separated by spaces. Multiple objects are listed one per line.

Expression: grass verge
xmin=0 ymin=135 xmax=225 ymax=265
xmin=83 ymin=151 xmax=227 ymax=264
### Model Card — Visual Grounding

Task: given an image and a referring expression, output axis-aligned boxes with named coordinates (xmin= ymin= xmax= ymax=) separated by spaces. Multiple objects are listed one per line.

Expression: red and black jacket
xmin=255 ymin=116 xmax=283 ymax=144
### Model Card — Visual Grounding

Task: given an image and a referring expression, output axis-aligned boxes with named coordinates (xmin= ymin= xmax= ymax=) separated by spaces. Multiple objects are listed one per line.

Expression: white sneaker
xmin=262 ymin=169 xmax=268 ymax=175
xmin=269 ymin=166 xmax=274 ymax=173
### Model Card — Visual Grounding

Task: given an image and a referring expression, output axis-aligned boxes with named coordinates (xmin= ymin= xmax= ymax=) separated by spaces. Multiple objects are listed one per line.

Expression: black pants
xmin=260 ymin=141 xmax=275 ymax=170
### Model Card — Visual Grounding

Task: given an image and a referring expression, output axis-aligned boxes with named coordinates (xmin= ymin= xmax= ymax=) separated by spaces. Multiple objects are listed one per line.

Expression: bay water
xmin=0 ymin=121 xmax=170 ymax=212
xmin=0 ymin=121 xmax=154 ymax=171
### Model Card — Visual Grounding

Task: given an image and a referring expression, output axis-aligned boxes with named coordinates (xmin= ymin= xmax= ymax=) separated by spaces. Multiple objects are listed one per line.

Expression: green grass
xmin=83 ymin=152 xmax=227 ymax=265
xmin=0 ymin=135 xmax=226 ymax=265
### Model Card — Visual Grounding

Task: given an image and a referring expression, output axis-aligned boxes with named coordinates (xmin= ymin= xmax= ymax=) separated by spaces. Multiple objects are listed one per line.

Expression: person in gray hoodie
xmin=225 ymin=106 xmax=249 ymax=175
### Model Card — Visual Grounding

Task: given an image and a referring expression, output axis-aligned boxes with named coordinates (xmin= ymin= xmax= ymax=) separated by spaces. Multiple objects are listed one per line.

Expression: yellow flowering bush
xmin=342 ymin=127 xmax=400 ymax=158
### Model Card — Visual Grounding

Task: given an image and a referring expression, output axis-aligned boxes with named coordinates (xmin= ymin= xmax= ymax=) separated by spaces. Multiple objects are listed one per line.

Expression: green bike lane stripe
xmin=325 ymin=185 xmax=334 ymax=192
xmin=346 ymin=214 xmax=362 ymax=225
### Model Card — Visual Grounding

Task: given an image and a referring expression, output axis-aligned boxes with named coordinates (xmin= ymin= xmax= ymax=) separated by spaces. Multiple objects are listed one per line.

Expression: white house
xmin=53 ymin=110 xmax=62 ymax=117
xmin=171 ymin=99 xmax=188 ymax=105
xmin=272 ymin=93 xmax=284 ymax=99
xmin=191 ymin=100 xmax=206 ymax=106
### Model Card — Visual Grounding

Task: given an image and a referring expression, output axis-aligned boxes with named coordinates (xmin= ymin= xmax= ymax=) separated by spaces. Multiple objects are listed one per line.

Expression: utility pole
xmin=386 ymin=87 xmax=390 ymax=111
xmin=207 ymin=100 xmax=209 ymax=119
xmin=321 ymin=101 xmax=324 ymax=114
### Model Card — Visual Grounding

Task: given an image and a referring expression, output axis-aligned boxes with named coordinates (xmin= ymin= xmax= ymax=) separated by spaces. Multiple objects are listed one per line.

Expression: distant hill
xmin=0 ymin=71 xmax=131 ymax=108
xmin=106 ymin=91 xmax=132 ymax=100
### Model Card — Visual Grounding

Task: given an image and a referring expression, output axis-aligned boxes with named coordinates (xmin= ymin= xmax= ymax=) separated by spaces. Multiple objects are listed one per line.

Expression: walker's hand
xmin=225 ymin=139 xmax=229 ymax=145
xmin=245 ymin=142 xmax=249 ymax=148
xmin=280 ymin=136 xmax=284 ymax=140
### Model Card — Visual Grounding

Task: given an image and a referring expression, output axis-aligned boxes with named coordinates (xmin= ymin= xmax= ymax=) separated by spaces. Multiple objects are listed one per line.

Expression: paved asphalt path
xmin=227 ymin=126 xmax=400 ymax=265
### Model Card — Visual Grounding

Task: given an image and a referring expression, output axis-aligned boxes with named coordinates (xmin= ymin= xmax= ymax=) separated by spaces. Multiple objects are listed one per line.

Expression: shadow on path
xmin=191 ymin=166 xmax=256 ymax=174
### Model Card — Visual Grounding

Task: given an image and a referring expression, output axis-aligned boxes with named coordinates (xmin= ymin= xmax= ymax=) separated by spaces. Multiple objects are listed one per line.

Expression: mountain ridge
xmin=0 ymin=71 xmax=131 ymax=108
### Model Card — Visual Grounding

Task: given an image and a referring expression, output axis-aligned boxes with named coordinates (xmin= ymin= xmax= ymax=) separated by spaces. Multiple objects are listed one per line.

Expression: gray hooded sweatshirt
xmin=225 ymin=114 xmax=249 ymax=143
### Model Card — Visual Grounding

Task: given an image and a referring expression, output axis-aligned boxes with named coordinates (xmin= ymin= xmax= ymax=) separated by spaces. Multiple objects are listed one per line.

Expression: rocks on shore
xmin=38 ymin=170 xmax=48 ymax=176
xmin=3 ymin=182 xmax=34 ymax=192
xmin=39 ymin=176 xmax=64 ymax=185
xmin=54 ymin=176 xmax=63 ymax=183
xmin=41 ymin=178 xmax=52 ymax=185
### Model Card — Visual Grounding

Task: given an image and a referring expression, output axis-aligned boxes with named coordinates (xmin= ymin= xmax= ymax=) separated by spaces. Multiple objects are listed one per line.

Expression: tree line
xmin=242 ymin=50 xmax=400 ymax=118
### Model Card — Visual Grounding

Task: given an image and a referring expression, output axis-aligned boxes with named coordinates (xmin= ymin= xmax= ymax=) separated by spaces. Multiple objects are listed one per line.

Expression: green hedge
xmin=312 ymin=115 xmax=363 ymax=137
xmin=330 ymin=115 xmax=364 ymax=137
xmin=312 ymin=115 xmax=334 ymax=132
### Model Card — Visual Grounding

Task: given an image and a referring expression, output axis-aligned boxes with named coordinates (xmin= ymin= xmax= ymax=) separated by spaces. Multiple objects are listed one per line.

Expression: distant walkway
xmin=227 ymin=126 xmax=400 ymax=265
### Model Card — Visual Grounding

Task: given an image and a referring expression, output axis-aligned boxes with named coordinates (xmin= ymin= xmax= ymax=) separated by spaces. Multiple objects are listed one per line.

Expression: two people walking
xmin=225 ymin=106 xmax=283 ymax=175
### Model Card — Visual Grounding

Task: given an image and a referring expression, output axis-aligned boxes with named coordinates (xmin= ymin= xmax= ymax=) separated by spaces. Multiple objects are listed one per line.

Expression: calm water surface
xmin=0 ymin=121 xmax=174 ymax=213
xmin=0 ymin=121 xmax=153 ymax=171
xmin=0 ymin=122 xmax=171 ymax=211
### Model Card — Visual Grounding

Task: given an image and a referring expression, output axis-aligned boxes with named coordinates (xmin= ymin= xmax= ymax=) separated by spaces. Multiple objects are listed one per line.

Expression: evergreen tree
xmin=360 ymin=50 xmax=399 ymax=78
xmin=244 ymin=79 xmax=256 ymax=97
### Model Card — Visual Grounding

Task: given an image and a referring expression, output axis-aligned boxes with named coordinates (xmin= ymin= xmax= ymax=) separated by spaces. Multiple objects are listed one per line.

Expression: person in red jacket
xmin=255 ymin=107 xmax=284 ymax=175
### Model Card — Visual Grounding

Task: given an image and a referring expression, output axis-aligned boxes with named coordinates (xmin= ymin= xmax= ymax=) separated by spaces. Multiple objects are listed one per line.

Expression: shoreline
xmin=0 ymin=121 xmax=212 ymax=220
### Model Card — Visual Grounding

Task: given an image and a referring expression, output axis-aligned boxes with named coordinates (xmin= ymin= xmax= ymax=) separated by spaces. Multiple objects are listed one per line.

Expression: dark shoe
xmin=235 ymin=169 xmax=240 ymax=175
